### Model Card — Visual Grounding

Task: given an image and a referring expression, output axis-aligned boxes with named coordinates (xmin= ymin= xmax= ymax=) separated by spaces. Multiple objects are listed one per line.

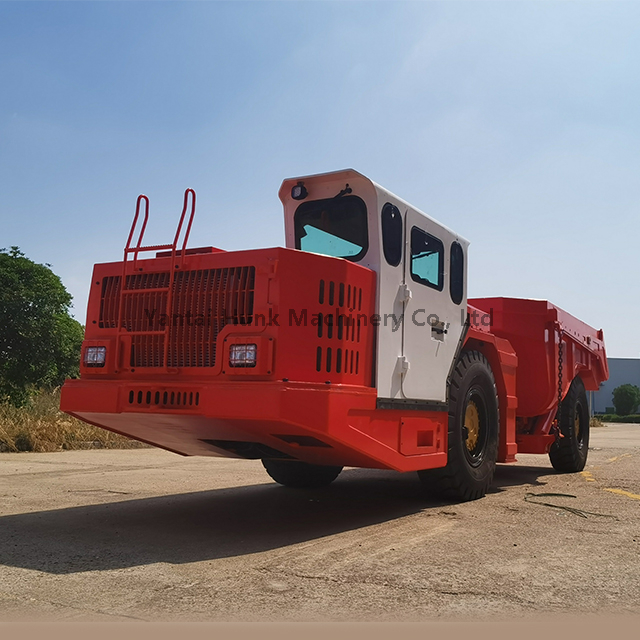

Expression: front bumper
xmin=61 ymin=379 xmax=448 ymax=471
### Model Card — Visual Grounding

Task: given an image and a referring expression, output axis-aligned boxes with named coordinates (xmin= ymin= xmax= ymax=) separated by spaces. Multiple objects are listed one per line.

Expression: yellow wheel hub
xmin=465 ymin=401 xmax=481 ymax=451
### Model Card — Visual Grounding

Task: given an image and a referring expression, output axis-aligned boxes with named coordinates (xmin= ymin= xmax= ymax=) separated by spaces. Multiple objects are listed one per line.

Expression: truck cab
xmin=280 ymin=169 xmax=468 ymax=406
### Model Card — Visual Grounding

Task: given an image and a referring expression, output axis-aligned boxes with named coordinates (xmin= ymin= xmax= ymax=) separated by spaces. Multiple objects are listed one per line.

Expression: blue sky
xmin=1 ymin=1 xmax=638 ymax=357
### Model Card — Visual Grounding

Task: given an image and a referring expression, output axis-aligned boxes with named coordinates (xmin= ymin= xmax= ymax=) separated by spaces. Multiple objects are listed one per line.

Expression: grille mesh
xmin=99 ymin=267 xmax=255 ymax=368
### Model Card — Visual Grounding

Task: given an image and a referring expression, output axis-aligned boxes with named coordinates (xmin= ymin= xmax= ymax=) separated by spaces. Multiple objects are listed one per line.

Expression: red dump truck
xmin=61 ymin=169 xmax=609 ymax=501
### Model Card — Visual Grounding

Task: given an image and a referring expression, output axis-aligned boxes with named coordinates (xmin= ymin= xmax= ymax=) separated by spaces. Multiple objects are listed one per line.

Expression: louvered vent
xmin=314 ymin=279 xmax=363 ymax=375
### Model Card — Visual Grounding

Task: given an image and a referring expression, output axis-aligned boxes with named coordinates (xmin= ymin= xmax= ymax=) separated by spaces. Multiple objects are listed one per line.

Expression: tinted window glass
xmin=410 ymin=226 xmax=444 ymax=291
xmin=294 ymin=196 xmax=368 ymax=261
xmin=381 ymin=203 xmax=403 ymax=266
xmin=450 ymin=241 xmax=464 ymax=305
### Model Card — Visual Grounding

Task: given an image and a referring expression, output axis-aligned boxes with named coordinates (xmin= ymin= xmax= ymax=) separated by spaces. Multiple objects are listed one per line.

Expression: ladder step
xmin=125 ymin=243 xmax=175 ymax=253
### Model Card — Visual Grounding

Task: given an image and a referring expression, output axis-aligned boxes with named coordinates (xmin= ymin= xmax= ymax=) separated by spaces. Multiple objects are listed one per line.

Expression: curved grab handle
xmin=172 ymin=188 xmax=196 ymax=258
xmin=124 ymin=195 xmax=150 ymax=253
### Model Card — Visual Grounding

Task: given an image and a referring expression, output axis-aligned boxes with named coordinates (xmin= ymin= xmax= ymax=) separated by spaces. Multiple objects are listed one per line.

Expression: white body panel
xmin=279 ymin=169 xmax=468 ymax=404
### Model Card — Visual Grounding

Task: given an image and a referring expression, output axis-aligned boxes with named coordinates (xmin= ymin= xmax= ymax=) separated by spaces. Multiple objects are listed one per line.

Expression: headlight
xmin=229 ymin=344 xmax=257 ymax=368
xmin=84 ymin=346 xmax=107 ymax=368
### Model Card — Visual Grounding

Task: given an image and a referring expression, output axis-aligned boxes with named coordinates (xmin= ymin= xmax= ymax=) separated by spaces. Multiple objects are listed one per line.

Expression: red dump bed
xmin=470 ymin=297 xmax=608 ymax=418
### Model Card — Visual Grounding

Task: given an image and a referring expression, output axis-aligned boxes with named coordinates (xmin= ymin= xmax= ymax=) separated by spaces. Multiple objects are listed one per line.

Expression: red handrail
xmin=122 ymin=189 xmax=196 ymax=266
xmin=124 ymin=195 xmax=150 ymax=270
xmin=116 ymin=189 xmax=197 ymax=371
xmin=173 ymin=188 xmax=196 ymax=261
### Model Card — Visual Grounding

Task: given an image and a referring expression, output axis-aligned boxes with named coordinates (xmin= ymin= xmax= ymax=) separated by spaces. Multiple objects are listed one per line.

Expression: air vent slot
xmin=127 ymin=388 xmax=200 ymax=408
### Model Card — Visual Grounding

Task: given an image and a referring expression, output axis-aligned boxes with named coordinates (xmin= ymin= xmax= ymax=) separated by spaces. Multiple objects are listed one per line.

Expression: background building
xmin=591 ymin=358 xmax=640 ymax=414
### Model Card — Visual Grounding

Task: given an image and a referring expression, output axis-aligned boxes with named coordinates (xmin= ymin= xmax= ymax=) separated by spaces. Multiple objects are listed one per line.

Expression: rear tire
xmin=262 ymin=459 xmax=343 ymax=488
xmin=418 ymin=350 xmax=499 ymax=502
xmin=549 ymin=376 xmax=589 ymax=473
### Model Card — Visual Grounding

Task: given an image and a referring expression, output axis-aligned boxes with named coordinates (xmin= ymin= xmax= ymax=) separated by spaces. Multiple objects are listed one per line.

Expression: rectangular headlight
xmin=84 ymin=346 xmax=107 ymax=368
xmin=229 ymin=344 xmax=257 ymax=368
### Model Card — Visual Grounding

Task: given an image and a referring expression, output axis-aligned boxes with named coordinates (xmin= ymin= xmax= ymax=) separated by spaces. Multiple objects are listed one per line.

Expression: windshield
xmin=294 ymin=196 xmax=368 ymax=261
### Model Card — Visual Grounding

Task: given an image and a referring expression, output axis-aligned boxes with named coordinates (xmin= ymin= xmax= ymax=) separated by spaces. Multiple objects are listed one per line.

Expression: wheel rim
xmin=465 ymin=402 xmax=481 ymax=452
xmin=463 ymin=390 xmax=488 ymax=467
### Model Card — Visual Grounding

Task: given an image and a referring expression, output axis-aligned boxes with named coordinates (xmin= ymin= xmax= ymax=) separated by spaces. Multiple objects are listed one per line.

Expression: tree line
xmin=0 ymin=247 xmax=83 ymax=406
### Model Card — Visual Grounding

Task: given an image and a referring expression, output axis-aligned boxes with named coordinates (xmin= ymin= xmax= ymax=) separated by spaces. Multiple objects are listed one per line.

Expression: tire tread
xmin=419 ymin=350 xmax=499 ymax=502
xmin=262 ymin=459 xmax=343 ymax=488
xmin=549 ymin=377 xmax=589 ymax=473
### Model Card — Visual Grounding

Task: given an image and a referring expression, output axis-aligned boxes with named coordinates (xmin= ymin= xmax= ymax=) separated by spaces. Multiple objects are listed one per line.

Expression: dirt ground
xmin=0 ymin=424 xmax=638 ymax=622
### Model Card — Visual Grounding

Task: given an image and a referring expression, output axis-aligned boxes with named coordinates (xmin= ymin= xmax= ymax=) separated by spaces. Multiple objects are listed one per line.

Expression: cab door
xmin=401 ymin=209 xmax=467 ymax=403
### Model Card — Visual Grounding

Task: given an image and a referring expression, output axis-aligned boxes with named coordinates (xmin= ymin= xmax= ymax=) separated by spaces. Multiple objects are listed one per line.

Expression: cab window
xmin=410 ymin=226 xmax=444 ymax=291
xmin=450 ymin=241 xmax=464 ymax=305
xmin=294 ymin=196 xmax=368 ymax=261
xmin=381 ymin=203 xmax=403 ymax=267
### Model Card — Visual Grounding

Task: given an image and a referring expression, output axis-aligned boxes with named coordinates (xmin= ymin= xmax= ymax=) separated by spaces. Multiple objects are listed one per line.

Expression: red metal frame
xmin=61 ymin=191 xmax=609 ymax=470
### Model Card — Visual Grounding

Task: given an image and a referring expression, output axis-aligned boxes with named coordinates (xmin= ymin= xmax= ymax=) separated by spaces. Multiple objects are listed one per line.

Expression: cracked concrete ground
xmin=0 ymin=424 xmax=638 ymax=621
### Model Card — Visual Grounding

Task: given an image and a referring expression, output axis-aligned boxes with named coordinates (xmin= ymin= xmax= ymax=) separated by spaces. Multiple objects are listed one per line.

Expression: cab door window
xmin=410 ymin=226 xmax=444 ymax=291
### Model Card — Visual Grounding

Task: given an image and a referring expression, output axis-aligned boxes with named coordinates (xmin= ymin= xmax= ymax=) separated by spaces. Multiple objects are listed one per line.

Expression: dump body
xmin=469 ymin=297 xmax=608 ymax=454
xmin=471 ymin=297 xmax=608 ymax=416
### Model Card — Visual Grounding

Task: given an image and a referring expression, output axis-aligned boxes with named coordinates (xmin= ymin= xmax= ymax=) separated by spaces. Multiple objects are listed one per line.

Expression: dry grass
xmin=590 ymin=417 xmax=606 ymax=429
xmin=0 ymin=390 xmax=147 ymax=452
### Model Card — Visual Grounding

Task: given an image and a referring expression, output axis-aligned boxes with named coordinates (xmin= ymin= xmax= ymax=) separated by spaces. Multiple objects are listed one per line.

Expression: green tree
xmin=612 ymin=384 xmax=640 ymax=416
xmin=0 ymin=247 xmax=84 ymax=406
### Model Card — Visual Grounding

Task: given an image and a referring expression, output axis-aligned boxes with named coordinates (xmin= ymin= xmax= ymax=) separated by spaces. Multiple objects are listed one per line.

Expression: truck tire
xmin=262 ymin=459 xmax=343 ymax=488
xmin=549 ymin=376 xmax=589 ymax=473
xmin=418 ymin=350 xmax=499 ymax=502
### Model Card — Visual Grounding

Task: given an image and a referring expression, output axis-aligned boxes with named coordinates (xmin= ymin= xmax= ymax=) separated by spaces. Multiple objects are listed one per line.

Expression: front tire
xmin=549 ymin=376 xmax=589 ymax=472
xmin=262 ymin=459 xmax=343 ymax=488
xmin=418 ymin=350 xmax=499 ymax=502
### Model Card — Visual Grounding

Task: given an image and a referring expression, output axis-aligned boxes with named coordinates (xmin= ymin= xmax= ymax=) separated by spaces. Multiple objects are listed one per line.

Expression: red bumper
xmin=61 ymin=379 xmax=448 ymax=472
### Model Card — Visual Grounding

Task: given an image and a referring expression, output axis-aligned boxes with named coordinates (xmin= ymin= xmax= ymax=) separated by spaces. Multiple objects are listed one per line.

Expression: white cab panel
xmin=279 ymin=169 xmax=468 ymax=404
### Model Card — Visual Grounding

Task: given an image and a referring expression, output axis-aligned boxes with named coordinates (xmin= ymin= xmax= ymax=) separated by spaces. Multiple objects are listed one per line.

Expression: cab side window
xmin=450 ymin=241 xmax=464 ymax=305
xmin=381 ymin=203 xmax=403 ymax=267
xmin=410 ymin=226 xmax=444 ymax=291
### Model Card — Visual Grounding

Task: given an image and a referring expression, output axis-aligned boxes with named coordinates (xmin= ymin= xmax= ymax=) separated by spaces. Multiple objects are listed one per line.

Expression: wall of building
xmin=591 ymin=358 xmax=640 ymax=414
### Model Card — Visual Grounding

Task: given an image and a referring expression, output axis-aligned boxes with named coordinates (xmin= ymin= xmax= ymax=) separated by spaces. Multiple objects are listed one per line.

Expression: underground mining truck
xmin=61 ymin=169 xmax=609 ymax=501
